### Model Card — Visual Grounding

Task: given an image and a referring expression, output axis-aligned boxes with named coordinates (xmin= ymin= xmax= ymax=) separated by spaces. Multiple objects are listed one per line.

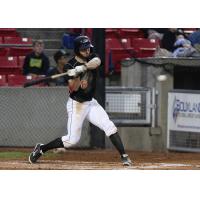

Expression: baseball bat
xmin=23 ymin=71 xmax=71 ymax=88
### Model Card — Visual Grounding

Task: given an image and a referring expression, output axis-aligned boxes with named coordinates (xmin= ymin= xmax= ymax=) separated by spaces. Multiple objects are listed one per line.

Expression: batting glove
xmin=67 ymin=69 xmax=77 ymax=77
xmin=75 ymin=65 xmax=87 ymax=73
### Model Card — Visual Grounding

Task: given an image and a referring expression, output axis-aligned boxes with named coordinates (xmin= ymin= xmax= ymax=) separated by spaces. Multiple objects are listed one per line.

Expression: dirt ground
xmin=0 ymin=148 xmax=200 ymax=170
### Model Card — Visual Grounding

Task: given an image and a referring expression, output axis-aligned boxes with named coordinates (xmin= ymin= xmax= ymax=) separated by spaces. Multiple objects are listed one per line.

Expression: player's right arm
xmin=68 ymin=78 xmax=81 ymax=92
xmin=64 ymin=62 xmax=81 ymax=92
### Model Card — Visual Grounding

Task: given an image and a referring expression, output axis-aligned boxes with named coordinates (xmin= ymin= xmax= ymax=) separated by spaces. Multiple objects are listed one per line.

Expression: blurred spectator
xmin=23 ymin=40 xmax=50 ymax=77
xmin=188 ymin=29 xmax=200 ymax=52
xmin=172 ymin=35 xmax=200 ymax=57
xmin=140 ymin=28 xmax=168 ymax=39
xmin=154 ymin=47 xmax=173 ymax=57
xmin=161 ymin=28 xmax=183 ymax=52
xmin=148 ymin=29 xmax=163 ymax=40
xmin=46 ymin=49 xmax=70 ymax=86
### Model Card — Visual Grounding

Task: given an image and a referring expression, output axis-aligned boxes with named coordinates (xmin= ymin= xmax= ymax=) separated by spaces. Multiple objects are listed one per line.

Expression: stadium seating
xmin=119 ymin=29 xmax=144 ymax=38
xmin=0 ymin=47 xmax=9 ymax=56
xmin=3 ymin=36 xmax=32 ymax=46
xmin=9 ymin=47 xmax=32 ymax=56
xmin=17 ymin=56 xmax=25 ymax=68
xmin=0 ymin=74 xmax=7 ymax=86
xmin=105 ymin=28 xmax=144 ymax=39
xmin=105 ymin=29 xmax=119 ymax=38
xmin=7 ymin=74 xmax=28 ymax=86
xmin=0 ymin=29 xmax=33 ymax=79
xmin=131 ymin=38 xmax=160 ymax=57
xmin=108 ymin=48 xmax=137 ymax=73
xmin=106 ymin=38 xmax=131 ymax=49
xmin=0 ymin=28 xmax=19 ymax=37
xmin=131 ymin=38 xmax=159 ymax=48
xmin=0 ymin=56 xmax=21 ymax=75
xmin=0 ymin=56 xmax=18 ymax=67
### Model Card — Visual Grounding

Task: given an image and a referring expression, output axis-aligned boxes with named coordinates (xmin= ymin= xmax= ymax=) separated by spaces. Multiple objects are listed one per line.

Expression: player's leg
xmin=61 ymin=98 xmax=90 ymax=148
xmin=86 ymin=99 xmax=132 ymax=166
xmin=29 ymin=98 xmax=89 ymax=164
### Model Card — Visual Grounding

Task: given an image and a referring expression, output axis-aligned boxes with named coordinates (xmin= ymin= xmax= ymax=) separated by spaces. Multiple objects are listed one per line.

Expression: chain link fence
xmin=0 ymin=87 xmax=90 ymax=147
xmin=0 ymin=87 xmax=153 ymax=147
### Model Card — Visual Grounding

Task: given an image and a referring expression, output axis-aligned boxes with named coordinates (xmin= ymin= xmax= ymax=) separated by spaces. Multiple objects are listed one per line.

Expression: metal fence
xmin=0 ymin=87 xmax=153 ymax=147
xmin=0 ymin=87 xmax=90 ymax=147
xmin=106 ymin=87 xmax=152 ymax=125
xmin=169 ymin=130 xmax=200 ymax=152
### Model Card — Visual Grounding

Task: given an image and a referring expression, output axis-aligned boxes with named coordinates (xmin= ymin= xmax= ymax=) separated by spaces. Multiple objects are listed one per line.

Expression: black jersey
xmin=64 ymin=53 xmax=98 ymax=102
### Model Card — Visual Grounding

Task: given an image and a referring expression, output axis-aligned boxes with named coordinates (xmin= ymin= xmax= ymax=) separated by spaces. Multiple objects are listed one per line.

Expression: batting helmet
xmin=74 ymin=35 xmax=93 ymax=55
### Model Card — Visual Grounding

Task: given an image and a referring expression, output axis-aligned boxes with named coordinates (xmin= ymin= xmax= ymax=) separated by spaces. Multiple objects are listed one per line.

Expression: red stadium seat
xmin=7 ymin=74 xmax=47 ymax=87
xmin=0 ymin=56 xmax=18 ymax=67
xmin=105 ymin=29 xmax=120 ymax=38
xmin=0 ymin=56 xmax=21 ymax=74
xmin=108 ymin=48 xmax=137 ymax=73
xmin=9 ymin=47 xmax=32 ymax=56
xmin=131 ymin=38 xmax=160 ymax=48
xmin=0 ymin=48 xmax=9 ymax=56
xmin=131 ymin=38 xmax=160 ymax=57
xmin=106 ymin=38 xmax=131 ymax=49
xmin=7 ymin=74 xmax=28 ymax=86
xmin=119 ymin=29 xmax=144 ymax=38
xmin=0 ymin=74 xmax=7 ymax=86
xmin=3 ymin=36 xmax=32 ymax=46
xmin=0 ymin=37 xmax=3 ymax=44
xmin=0 ymin=28 xmax=16 ymax=31
xmin=0 ymin=28 xmax=19 ymax=37
xmin=18 ymin=56 xmax=25 ymax=68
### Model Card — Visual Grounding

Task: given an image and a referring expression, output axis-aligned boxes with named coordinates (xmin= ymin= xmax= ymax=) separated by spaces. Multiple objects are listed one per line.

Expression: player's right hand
xmin=67 ymin=69 xmax=77 ymax=77
xmin=75 ymin=65 xmax=87 ymax=73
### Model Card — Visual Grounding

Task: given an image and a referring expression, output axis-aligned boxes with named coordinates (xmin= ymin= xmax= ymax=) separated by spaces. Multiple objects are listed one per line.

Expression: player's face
xmin=79 ymin=48 xmax=90 ymax=58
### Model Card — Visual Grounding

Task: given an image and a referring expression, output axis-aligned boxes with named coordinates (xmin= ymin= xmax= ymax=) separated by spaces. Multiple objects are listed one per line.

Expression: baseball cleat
xmin=29 ymin=143 xmax=44 ymax=164
xmin=121 ymin=154 xmax=132 ymax=166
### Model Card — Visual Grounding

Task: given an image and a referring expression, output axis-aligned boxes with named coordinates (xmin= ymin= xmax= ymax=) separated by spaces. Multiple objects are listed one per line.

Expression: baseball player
xmin=29 ymin=35 xmax=132 ymax=166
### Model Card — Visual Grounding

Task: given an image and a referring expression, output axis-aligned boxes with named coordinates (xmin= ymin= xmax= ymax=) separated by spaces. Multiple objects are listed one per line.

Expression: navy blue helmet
xmin=74 ymin=35 xmax=93 ymax=55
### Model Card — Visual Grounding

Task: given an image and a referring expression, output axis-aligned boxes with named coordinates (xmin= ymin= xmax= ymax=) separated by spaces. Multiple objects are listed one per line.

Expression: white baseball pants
xmin=62 ymin=97 xmax=117 ymax=148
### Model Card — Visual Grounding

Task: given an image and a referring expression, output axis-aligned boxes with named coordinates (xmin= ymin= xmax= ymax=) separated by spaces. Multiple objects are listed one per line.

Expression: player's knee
xmin=62 ymin=135 xmax=80 ymax=148
xmin=103 ymin=121 xmax=117 ymax=137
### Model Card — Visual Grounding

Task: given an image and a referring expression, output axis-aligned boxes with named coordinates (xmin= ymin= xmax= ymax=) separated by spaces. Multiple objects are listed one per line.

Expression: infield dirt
xmin=0 ymin=148 xmax=200 ymax=170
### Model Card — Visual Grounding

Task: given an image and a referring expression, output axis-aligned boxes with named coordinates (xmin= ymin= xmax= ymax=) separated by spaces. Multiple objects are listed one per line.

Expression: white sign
xmin=168 ymin=92 xmax=200 ymax=133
